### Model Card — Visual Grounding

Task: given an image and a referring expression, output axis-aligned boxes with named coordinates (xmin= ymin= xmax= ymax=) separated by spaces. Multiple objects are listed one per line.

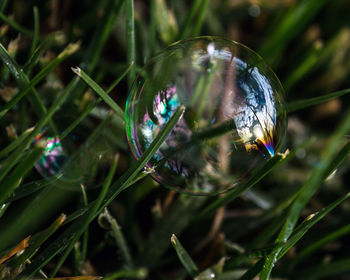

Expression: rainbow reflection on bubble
xmin=34 ymin=135 xmax=66 ymax=177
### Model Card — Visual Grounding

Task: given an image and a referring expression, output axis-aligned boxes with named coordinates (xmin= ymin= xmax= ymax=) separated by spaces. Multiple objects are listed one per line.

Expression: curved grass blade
xmin=259 ymin=0 xmax=327 ymax=64
xmin=293 ymin=223 xmax=350 ymax=265
xmin=0 ymin=141 xmax=45 ymax=205
xmin=8 ymin=214 xmax=66 ymax=268
xmin=0 ymin=11 xmax=33 ymax=37
xmin=30 ymin=6 xmax=39 ymax=55
xmin=277 ymin=192 xmax=350 ymax=260
xmin=287 ymin=88 xmax=350 ymax=113
xmin=0 ymin=127 xmax=34 ymax=159
xmin=71 ymin=67 xmax=125 ymax=120
xmin=171 ymin=234 xmax=199 ymax=277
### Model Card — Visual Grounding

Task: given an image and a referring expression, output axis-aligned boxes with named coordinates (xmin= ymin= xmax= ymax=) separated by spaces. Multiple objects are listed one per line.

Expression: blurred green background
xmin=0 ymin=0 xmax=349 ymax=279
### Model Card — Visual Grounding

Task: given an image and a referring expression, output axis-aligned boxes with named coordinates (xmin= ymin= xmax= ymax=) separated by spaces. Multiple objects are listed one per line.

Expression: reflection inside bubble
xmin=126 ymin=37 xmax=287 ymax=195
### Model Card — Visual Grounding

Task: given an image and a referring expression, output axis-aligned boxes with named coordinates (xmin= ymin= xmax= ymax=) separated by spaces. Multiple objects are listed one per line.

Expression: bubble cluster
xmin=126 ymin=37 xmax=287 ymax=195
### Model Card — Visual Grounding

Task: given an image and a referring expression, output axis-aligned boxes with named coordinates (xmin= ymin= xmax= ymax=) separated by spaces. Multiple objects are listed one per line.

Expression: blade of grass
xmin=171 ymin=234 xmax=199 ymax=277
xmin=0 ymin=0 xmax=8 ymax=12
xmin=104 ymin=268 xmax=148 ymax=280
xmin=8 ymin=214 xmax=66 ymax=268
xmin=277 ymin=192 xmax=350 ymax=260
xmin=287 ymin=88 xmax=350 ymax=113
xmin=63 ymin=171 xmax=149 ymax=227
xmin=178 ymin=0 xmax=202 ymax=40
xmin=137 ymin=195 xmax=206 ymax=268
xmin=126 ymin=0 xmax=135 ymax=87
xmin=0 ymin=11 xmax=33 ymax=37
xmin=259 ymin=0 xmax=327 ymax=64
xmin=17 ymin=106 xmax=185 ymax=279
xmin=80 ymin=185 xmax=89 ymax=264
xmin=0 ymin=141 xmax=46 ymax=205
xmin=238 ymin=258 xmax=264 ymax=280
xmin=192 ymin=0 xmax=210 ymax=37
xmin=60 ymin=62 xmax=133 ymax=139
xmin=66 ymin=0 xmax=124 ymax=102
xmin=293 ymin=223 xmax=350 ymax=265
xmin=99 ymin=207 xmax=133 ymax=266
xmin=49 ymin=154 xmax=119 ymax=278
xmin=260 ymin=111 xmax=350 ymax=280
xmin=149 ymin=0 xmax=157 ymax=55
xmin=291 ymin=258 xmax=350 ymax=279
xmin=71 ymin=67 xmax=125 ymax=120
xmin=0 ymin=43 xmax=60 ymax=136
xmin=30 ymin=6 xmax=39 ymax=56
xmin=0 ymin=203 xmax=9 ymax=219
xmin=0 ymin=42 xmax=80 ymax=118
xmin=0 ymin=127 xmax=34 ymax=158
xmin=196 ymin=154 xmax=285 ymax=220
xmin=24 ymin=31 xmax=66 ymax=74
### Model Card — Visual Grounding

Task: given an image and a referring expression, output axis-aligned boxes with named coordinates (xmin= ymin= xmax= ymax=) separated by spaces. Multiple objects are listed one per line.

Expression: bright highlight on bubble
xmin=126 ymin=37 xmax=287 ymax=195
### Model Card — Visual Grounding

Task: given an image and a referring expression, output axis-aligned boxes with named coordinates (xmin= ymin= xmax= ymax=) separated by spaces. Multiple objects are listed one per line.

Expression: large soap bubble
xmin=126 ymin=36 xmax=287 ymax=195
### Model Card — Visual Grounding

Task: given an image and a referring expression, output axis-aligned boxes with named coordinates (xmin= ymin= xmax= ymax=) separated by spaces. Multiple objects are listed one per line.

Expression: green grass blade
xmin=0 ymin=42 xmax=80 ymax=118
xmin=260 ymin=0 xmax=327 ymax=64
xmin=238 ymin=258 xmax=264 ymax=280
xmin=277 ymin=192 xmax=350 ymax=260
xmin=0 ymin=42 xmax=59 ymax=134
xmin=171 ymin=234 xmax=199 ymax=277
xmin=0 ymin=203 xmax=9 ymax=219
xmin=0 ymin=11 xmax=33 ymax=37
xmin=104 ymin=268 xmax=148 ymax=280
xmin=287 ymin=88 xmax=350 ymax=113
xmin=8 ymin=214 xmax=66 ymax=268
xmin=260 ymin=111 xmax=350 ymax=280
xmin=126 ymin=0 xmax=135 ymax=87
xmin=0 ymin=0 xmax=8 ymax=12
xmin=30 ymin=6 xmax=39 ymax=55
xmin=65 ymin=0 xmax=124 ymax=103
xmin=294 ymin=223 xmax=350 ymax=264
xmin=99 ymin=207 xmax=133 ymax=266
xmin=292 ymin=258 xmax=350 ymax=279
xmin=0 ymin=141 xmax=45 ymax=205
xmin=49 ymin=154 xmax=119 ymax=278
xmin=178 ymin=0 xmax=202 ymax=39
xmin=0 ymin=127 xmax=34 ymax=159
xmin=71 ymin=67 xmax=125 ymax=120
xmin=16 ymin=105 xmax=185 ymax=279
xmin=192 ymin=0 xmax=210 ymax=37
xmin=196 ymin=154 xmax=285 ymax=220
xmin=60 ymin=62 xmax=133 ymax=139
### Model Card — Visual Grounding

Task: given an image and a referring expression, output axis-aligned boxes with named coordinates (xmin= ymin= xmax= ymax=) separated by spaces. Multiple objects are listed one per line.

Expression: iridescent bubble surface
xmin=126 ymin=37 xmax=287 ymax=195
xmin=34 ymin=134 xmax=66 ymax=178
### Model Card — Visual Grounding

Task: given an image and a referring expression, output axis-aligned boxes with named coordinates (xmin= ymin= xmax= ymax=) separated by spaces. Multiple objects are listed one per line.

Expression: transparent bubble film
xmin=126 ymin=37 xmax=287 ymax=195
xmin=32 ymin=116 xmax=118 ymax=191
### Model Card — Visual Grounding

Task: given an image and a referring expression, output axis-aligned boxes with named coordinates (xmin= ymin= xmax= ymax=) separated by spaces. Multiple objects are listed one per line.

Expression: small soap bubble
xmin=32 ymin=118 xmax=117 ymax=190
xmin=34 ymin=133 xmax=66 ymax=178
xmin=126 ymin=37 xmax=287 ymax=195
